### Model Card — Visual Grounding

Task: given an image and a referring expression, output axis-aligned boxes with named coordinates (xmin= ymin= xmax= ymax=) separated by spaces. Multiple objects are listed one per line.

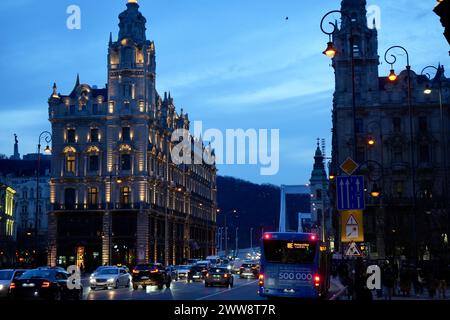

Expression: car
xmin=239 ymin=263 xmax=259 ymax=279
xmin=10 ymin=269 xmax=83 ymax=300
xmin=0 ymin=269 xmax=27 ymax=298
xmin=190 ymin=265 xmax=207 ymax=282
xmin=89 ymin=266 xmax=130 ymax=290
xmin=205 ymin=267 xmax=234 ymax=288
xmin=132 ymin=264 xmax=171 ymax=290
xmin=176 ymin=265 xmax=193 ymax=282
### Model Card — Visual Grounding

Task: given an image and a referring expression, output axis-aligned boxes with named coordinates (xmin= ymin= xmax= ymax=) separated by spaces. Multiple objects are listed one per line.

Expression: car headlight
xmin=108 ymin=278 xmax=115 ymax=283
xmin=227 ymin=265 xmax=232 ymax=270
xmin=0 ymin=285 xmax=4 ymax=290
xmin=90 ymin=279 xmax=96 ymax=283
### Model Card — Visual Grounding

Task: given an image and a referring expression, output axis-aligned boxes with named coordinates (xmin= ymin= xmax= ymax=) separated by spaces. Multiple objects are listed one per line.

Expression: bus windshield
xmin=263 ymin=240 xmax=316 ymax=264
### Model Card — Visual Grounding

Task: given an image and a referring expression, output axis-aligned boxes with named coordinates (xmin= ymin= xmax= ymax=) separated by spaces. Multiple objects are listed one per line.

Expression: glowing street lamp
xmin=323 ymin=41 xmax=337 ymax=57
xmin=388 ymin=68 xmax=398 ymax=82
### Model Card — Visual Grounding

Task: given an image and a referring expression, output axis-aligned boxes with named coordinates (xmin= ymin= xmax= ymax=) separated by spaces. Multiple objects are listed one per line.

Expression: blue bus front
xmin=258 ymin=232 xmax=324 ymax=299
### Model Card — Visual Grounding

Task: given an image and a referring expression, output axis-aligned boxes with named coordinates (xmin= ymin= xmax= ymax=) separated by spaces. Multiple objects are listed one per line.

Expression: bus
xmin=258 ymin=232 xmax=330 ymax=299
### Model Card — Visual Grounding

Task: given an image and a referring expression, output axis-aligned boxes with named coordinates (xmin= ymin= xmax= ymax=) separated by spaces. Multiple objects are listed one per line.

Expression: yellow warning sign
xmin=341 ymin=210 xmax=364 ymax=243
xmin=340 ymin=157 xmax=359 ymax=175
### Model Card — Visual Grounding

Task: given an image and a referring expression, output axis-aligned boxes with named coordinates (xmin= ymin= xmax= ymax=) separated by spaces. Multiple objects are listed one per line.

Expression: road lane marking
xmin=196 ymin=280 xmax=258 ymax=300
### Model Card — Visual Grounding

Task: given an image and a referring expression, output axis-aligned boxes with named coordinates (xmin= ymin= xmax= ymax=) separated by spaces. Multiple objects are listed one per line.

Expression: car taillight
xmin=10 ymin=282 xmax=16 ymax=289
xmin=206 ymin=273 xmax=209 ymax=278
xmin=151 ymin=269 xmax=159 ymax=273
xmin=133 ymin=270 xmax=139 ymax=274
xmin=314 ymin=274 xmax=320 ymax=287
xmin=42 ymin=281 xmax=51 ymax=288
xmin=224 ymin=274 xmax=228 ymax=278
xmin=240 ymin=267 xmax=244 ymax=270
xmin=258 ymin=274 xmax=264 ymax=286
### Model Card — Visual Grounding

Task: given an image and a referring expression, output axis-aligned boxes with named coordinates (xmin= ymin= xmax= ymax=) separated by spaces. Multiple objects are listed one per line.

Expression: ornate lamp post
xmin=36 ymin=131 xmax=52 ymax=264
xmin=421 ymin=65 xmax=449 ymax=262
xmin=320 ymin=10 xmax=357 ymax=160
xmin=384 ymin=45 xmax=417 ymax=261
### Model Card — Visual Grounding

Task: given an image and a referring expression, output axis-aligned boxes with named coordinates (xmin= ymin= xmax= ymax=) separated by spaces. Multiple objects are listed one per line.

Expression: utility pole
xmin=250 ymin=227 xmax=253 ymax=253
xmin=235 ymin=227 xmax=239 ymax=257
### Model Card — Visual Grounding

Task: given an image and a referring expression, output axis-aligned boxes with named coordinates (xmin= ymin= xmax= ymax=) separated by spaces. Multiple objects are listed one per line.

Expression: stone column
xmin=136 ymin=205 xmax=149 ymax=264
xmin=47 ymin=211 xmax=57 ymax=267
xmin=102 ymin=211 xmax=111 ymax=265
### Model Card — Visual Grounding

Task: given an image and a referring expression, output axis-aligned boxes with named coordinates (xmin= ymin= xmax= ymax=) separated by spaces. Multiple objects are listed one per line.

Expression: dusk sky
xmin=0 ymin=0 xmax=447 ymax=186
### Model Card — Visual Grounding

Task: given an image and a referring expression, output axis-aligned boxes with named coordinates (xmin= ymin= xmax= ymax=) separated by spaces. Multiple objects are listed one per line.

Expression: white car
xmin=0 ymin=269 xmax=27 ymax=297
xmin=90 ymin=267 xmax=131 ymax=290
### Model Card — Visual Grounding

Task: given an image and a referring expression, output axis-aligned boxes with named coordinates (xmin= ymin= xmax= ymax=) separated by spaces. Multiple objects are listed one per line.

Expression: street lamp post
xmin=250 ymin=227 xmax=253 ymax=253
xmin=384 ymin=45 xmax=417 ymax=261
xmin=36 ymin=131 xmax=52 ymax=265
xmin=220 ymin=209 xmax=237 ymax=257
xmin=320 ymin=10 xmax=357 ymax=160
xmin=421 ymin=65 xmax=449 ymax=261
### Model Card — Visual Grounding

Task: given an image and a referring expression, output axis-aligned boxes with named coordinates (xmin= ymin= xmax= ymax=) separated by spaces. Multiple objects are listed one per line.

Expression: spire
xmin=118 ymin=0 xmax=147 ymax=42
xmin=109 ymin=32 xmax=112 ymax=45
xmin=76 ymin=73 xmax=80 ymax=86
xmin=52 ymin=82 xmax=59 ymax=98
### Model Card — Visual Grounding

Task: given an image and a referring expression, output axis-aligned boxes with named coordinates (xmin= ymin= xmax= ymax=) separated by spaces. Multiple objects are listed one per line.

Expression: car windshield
xmin=178 ymin=266 xmax=191 ymax=270
xmin=20 ymin=270 xmax=53 ymax=279
xmin=263 ymin=240 xmax=317 ymax=264
xmin=0 ymin=271 xmax=13 ymax=280
xmin=98 ymin=268 xmax=119 ymax=275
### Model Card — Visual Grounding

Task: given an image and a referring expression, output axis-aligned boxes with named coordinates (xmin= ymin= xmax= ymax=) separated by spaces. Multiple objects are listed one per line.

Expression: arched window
xmin=87 ymin=146 xmax=100 ymax=172
xmin=64 ymin=146 xmax=77 ymax=174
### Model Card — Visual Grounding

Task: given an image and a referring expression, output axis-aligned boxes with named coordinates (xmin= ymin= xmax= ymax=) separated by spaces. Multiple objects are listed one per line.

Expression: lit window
xmin=109 ymin=101 xmax=115 ymax=113
xmin=121 ymin=186 xmax=130 ymax=204
xmin=66 ymin=154 xmax=76 ymax=173
xmin=88 ymin=187 xmax=98 ymax=205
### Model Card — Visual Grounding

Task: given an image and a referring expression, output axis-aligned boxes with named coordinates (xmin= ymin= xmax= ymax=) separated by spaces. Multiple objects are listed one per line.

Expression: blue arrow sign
xmin=336 ymin=176 xmax=365 ymax=211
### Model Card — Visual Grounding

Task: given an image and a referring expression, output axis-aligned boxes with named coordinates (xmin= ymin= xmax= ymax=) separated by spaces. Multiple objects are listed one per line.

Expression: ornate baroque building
xmin=48 ymin=0 xmax=217 ymax=269
xmin=331 ymin=0 xmax=450 ymax=261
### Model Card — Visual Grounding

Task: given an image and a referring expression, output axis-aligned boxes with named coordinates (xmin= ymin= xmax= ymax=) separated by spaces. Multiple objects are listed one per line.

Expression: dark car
xmin=205 ymin=267 xmax=234 ymax=288
xmin=239 ymin=263 xmax=259 ymax=279
xmin=132 ymin=264 xmax=171 ymax=290
xmin=10 ymin=269 xmax=83 ymax=300
xmin=191 ymin=265 xmax=207 ymax=282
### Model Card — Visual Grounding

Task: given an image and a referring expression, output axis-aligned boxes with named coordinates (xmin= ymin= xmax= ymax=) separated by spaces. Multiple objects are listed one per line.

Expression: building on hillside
xmin=0 ymin=181 xmax=16 ymax=267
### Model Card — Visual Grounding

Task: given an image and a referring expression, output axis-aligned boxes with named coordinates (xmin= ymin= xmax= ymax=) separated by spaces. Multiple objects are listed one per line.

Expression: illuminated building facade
xmin=0 ymin=182 xmax=16 ymax=267
xmin=48 ymin=0 xmax=217 ymax=269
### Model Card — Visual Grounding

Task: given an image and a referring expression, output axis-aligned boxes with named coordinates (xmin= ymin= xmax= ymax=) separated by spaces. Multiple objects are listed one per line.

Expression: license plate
xmin=214 ymin=275 xmax=221 ymax=278
xmin=141 ymin=276 xmax=149 ymax=280
xmin=23 ymin=283 xmax=35 ymax=287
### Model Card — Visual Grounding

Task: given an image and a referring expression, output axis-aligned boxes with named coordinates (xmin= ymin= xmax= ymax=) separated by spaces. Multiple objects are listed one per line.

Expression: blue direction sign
xmin=336 ymin=176 xmax=365 ymax=211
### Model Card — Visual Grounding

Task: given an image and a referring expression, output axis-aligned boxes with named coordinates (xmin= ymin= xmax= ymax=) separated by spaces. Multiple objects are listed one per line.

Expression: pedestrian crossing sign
xmin=344 ymin=242 xmax=363 ymax=257
xmin=341 ymin=210 xmax=364 ymax=242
